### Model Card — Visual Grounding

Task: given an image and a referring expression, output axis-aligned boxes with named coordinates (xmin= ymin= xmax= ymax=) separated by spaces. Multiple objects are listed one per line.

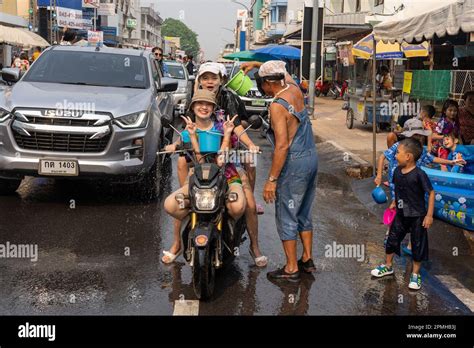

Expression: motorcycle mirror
xmin=249 ymin=115 xmax=262 ymax=130
xmin=161 ymin=116 xmax=172 ymax=128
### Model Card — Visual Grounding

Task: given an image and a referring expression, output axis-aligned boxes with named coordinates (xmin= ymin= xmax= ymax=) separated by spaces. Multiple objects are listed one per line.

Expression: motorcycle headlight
xmin=115 ymin=111 xmax=148 ymax=129
xmin=0 ymin=108 xmax=11 ymax=122
xmin=193 ymin=187 xmax=218 ymax=211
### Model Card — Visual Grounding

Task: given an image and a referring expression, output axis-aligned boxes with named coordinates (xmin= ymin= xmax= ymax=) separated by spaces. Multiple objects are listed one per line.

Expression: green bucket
xmin=225 ymin=70 xmax=253 ymax=96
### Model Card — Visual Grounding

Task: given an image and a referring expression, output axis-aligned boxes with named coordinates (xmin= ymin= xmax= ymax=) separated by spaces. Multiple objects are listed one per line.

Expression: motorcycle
xmin=159 ymin=115 xmax=262 ymax=300
xmin=330 ymin=80 xmax=348 ymax=100
xmin=315 ymin=76 xmax=331 ymax=97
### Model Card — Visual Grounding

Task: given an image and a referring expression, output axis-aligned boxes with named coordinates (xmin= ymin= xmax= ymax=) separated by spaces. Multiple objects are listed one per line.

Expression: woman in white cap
xmin=163 ymin=65 xmax=268 ymax=266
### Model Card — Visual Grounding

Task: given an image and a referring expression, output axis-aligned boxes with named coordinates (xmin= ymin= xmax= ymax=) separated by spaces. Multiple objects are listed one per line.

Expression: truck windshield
xmin=23 ymin=50 xmax=150 ymax=89
xmin=166 ymin=65 xmax=186 ymax=79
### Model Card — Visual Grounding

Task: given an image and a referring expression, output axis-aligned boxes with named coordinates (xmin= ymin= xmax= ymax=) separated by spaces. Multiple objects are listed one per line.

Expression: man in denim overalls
xmin=242 ymin=61 xmax=319 ymax=282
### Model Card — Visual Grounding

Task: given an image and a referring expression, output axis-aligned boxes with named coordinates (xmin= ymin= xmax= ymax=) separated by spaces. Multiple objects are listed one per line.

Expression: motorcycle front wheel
xmin=192 ymin=246 xmax=215 ymax=300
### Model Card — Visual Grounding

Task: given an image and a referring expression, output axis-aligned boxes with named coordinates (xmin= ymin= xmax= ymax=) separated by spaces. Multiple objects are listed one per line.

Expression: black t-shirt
xmin=393 ymin=166 xmax=433 ymax=217
xmin=215 ymin=87 xmax=248 ymax=126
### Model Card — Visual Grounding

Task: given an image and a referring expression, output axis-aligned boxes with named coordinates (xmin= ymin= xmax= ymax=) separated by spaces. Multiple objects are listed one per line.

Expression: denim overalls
xmin=267 ymin=97 xmax=318 ymax=241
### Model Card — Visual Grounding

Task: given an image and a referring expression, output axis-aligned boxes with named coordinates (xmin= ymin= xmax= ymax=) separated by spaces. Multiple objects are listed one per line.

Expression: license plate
xmin=252 ymin=100 xmax=266 ymax=106
xmin=38 ymin=159 xmax=79 ymax=176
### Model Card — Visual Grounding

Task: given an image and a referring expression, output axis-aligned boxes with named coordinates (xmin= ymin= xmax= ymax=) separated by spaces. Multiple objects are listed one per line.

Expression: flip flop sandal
xmin=249 ymin=248 xmax=268 ymax=267
xmin=161 ymin=249 xmax=183 ymax=264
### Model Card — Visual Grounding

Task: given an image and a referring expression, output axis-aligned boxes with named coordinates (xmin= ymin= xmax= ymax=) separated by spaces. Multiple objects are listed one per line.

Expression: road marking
xmin=173 ymin=300 xmax=199 ymax=316
xmin=436 ymin=275 xmax=474 ymax=312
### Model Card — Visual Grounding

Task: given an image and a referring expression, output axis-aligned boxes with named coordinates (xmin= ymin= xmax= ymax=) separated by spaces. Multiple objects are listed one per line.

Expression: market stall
xmin=344 ymin=34 xmax=429 ymax=132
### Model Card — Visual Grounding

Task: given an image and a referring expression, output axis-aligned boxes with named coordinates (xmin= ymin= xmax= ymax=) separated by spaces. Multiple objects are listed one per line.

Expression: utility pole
xmin=308 ymin=0 xmax=319 ymax=118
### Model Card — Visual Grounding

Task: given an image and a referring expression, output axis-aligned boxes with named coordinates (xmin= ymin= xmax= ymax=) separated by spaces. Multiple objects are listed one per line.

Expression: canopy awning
xmin=373 ymin=0 xmax=474 ymax=43
xmin=0 ymin=25 xmax=50 ymax=48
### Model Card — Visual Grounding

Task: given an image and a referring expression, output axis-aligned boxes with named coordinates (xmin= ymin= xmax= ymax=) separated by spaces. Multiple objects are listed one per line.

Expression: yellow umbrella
xmin=401 ymin=41 xmax=430 ymax=58
xmin=352 ymin=33 xmax=429 ymax=59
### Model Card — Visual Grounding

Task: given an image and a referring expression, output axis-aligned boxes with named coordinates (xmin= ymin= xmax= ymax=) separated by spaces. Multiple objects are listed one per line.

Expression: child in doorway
xmin=371 ymin=138 xmax=435 ymax=290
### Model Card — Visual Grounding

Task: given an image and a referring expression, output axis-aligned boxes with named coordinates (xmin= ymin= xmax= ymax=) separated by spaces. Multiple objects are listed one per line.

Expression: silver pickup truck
xmin=0 ymin=45 xmax=177 ymax=200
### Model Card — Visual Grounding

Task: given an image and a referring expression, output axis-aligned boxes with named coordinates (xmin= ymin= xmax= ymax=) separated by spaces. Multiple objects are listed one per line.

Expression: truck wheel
xmin=0 ymin=179 xmax=21 ymax=195
xmin=138 ymin=154 xmax=169 ymax=202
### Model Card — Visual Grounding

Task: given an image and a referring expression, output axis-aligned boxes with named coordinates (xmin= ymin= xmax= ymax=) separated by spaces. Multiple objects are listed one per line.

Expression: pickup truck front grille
xmin=13 ymin=132 xmax=111 ymax=153
xmin=11 ymin=109 xmax=112 ymax=153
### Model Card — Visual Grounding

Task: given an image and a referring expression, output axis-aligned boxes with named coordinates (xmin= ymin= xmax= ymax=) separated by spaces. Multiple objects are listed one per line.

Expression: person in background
xmin=386 ymin=105 xmax=436 ymax=149
xmin=186 ymin=55 xmax=195 ymax=76
xmin=32 ymin=47 xmax=42 ymax=62
xmin=376 ymin=65 xmax=393 ymax=93
xmin=431 ymin=99 xmax=460 ymax=170
xmin=458 ymin=90 xmax=474 ymax=145
xmin=151 ymin=47 xmax=169 ymax=77
xmin=442 ymin=132 xmax=474 ymax=174
xmin=60 ymin=27 xmax=76 ymax=45
xmin=13 ymin=52 xmax=30 ymax=71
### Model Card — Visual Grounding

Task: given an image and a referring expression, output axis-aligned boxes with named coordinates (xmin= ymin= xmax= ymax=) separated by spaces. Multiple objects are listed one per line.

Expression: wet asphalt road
xmin=0 ymin=133 xmax=472 ymax=315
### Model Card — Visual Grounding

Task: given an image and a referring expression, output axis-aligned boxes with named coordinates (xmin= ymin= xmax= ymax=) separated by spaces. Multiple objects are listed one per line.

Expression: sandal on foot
xmin=161 ymin=248 xmax=182 ymax=264
xmin=249 ymin=248 xmax=268 ymax=267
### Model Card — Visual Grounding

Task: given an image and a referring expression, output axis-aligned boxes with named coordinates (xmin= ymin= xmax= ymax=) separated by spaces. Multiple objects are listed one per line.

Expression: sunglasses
xmin=154 ymin=53 xmax=162 ymax=57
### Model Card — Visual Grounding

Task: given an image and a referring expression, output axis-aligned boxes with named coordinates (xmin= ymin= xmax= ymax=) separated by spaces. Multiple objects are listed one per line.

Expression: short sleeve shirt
xmin=393 ymin=166 xmax=433 ymax=217
xmin=384 ymin=142 xmax=434 ymax=199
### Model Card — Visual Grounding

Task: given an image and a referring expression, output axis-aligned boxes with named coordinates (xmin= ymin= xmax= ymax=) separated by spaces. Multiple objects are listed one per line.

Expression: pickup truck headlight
xmin=0 ymin=108 xmax=11 ymax=122
xmin=176 ymin=86 xmax=187 ymax=93
xmin=115 ymin=111 xmax=148 ymax=129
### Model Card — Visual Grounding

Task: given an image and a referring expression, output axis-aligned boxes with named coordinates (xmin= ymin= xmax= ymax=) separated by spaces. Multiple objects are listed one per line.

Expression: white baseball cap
xmin=214 ymin=63 xmax=228 ymax=77
xmin=197 ymin=62 xmax=221 ymax=78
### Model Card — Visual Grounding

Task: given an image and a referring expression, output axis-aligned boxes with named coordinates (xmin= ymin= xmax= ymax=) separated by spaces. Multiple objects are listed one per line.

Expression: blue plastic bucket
xmin=198 ymin=130 xmax=222 ymax=153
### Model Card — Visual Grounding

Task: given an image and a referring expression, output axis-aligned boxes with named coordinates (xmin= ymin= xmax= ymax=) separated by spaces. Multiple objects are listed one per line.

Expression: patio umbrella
xmin=352 ymin=33 xmax=403 ymax=59
xmin=401 ymin=41 xmax=430 ymax=58
xmin=353 ymin=33 xmax=429 ymax=59
xmin=223 ymin=50 xmax=276 ymax=62
xmin=253 ymin=44 xmax=301 ymax=60
xmin=0 ymin=25 xmax=50 ymax=48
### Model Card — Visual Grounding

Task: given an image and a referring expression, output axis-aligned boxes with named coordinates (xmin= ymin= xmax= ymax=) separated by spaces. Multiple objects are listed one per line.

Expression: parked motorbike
xmin=259 ymin=109 xmax=270 ymax=138
xmin=158 ymin=115 xmax=262 ymax=300
xmin=315 ymin=76 xmax=331 ymax=97
xmin=328 ymin=80 xmax=348 ymax=100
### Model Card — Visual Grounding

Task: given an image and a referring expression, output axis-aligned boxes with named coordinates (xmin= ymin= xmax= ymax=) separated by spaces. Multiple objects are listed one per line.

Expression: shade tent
xmin=373 ymin=0 xmax=474 ymax=43
xmin=0 ymin=25 xmax=50 ymax=48
xmin=253 ymin=44 xmax=301 ymax=60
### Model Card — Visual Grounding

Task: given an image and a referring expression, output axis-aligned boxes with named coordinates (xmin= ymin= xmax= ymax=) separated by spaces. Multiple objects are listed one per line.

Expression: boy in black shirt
xmin=371 ymin=138 xmax=435 ymax=290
